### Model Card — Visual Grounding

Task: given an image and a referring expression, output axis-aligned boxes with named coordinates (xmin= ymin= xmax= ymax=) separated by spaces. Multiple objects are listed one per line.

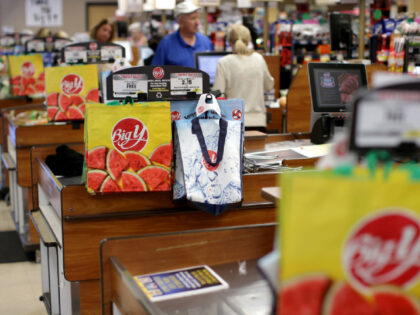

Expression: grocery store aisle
xmin=0 ymin=201 xmax=47 ymax=315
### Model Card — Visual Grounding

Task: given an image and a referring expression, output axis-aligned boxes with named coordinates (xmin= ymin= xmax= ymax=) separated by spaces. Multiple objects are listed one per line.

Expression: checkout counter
xmin=1 ymin=111 xmax=83 ymax=250
xmin=29 ymin=131 xmax=321 ymax=314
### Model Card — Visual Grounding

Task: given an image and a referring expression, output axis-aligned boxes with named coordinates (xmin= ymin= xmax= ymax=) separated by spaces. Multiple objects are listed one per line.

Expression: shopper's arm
xmin=262 ymin=59 xmax=274 ymax=92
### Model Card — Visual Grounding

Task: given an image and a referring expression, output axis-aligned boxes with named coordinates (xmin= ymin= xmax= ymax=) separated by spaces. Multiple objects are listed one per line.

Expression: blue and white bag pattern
xmin=172 ymin=94 xmax=244 ymax=215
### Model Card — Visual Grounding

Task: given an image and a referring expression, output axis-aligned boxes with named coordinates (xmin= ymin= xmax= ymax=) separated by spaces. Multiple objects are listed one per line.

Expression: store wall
xmin=0 ymin=0 xmax=117 ymax=36
xmin=408 ymin=0 xmax=420 ymax=12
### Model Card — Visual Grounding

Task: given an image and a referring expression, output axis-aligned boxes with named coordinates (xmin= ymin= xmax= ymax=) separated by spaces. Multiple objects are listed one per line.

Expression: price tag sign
xmin=350 ymin=89 xmax=420 ymax=155
xmin=1 ymin=36 xmax=15 ymax=47
xmin=170 ymin=73 xmax=203 ymax=95
xmin=26 ymin=39 xmax=45 ymax=52
xmin=54 ymin=39 xmax=72 ymax=51
xmin=112 ymin=74 xmax=148 ymax=98
xmin=62 ymin=42 xmax=125 ymax=64
xmin=101 ymin=46 xmax=123 ymax=61
xmin=64 ymin=47 xmax=88 ymax=63
xmin=107 ymin=66 xmax=209 ymax=101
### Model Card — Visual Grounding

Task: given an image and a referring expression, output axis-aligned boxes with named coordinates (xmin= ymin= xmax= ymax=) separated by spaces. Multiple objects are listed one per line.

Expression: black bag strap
xmin=191 ymin=117 xmax=227 ymax=167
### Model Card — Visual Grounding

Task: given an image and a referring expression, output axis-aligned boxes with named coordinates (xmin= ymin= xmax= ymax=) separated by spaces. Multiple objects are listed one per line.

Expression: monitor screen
xmin=308 ymin=62 xmax=368 ymax=113
xmin=194 ymin=52 xmax=231 ymax=85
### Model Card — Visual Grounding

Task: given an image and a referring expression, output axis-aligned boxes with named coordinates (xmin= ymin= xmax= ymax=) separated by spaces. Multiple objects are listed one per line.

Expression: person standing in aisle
xmin=90 ymin=19 xmax=115 ymax=43
xmin=151 ymin=1 xmax=213 ymax=67
xmin=212 ymin=24 xmax=274 ymax=130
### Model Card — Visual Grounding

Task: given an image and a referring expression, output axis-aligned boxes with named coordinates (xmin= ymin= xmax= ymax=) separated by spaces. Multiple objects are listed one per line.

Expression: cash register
xmin=308 ymin=62 xmax=368 ymax=144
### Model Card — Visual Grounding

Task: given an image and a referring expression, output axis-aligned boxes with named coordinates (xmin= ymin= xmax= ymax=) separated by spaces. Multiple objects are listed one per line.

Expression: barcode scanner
xmin=311 ymin=114 xmax=334 ymax=144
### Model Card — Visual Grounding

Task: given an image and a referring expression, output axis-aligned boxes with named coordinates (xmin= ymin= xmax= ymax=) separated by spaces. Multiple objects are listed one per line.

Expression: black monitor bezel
xmin=194 ymin=52 xmax=231 ymax=84
xmin=308 ymin=62 xmax=368 ymax=113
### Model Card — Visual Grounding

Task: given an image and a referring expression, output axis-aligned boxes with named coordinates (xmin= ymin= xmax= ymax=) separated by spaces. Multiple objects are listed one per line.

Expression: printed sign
xmin=107 ymin=66 xmax=209 ymax=101
xmin=62 ymin=42 xmax=125 ymax=64
xmin=350 ymin=90 xmax=420 ymax=152
xmin=112 ymin=74 xmax=148 ymax=98
xmin=134 ymin=265 xmax=229 ymax=301
xmin=101 ymin=45 xmax=123 ymax=62
xmin=25 ymin=37 xmax=72 ymax=53
xmin=25 ymin=0 xmax=63 ymax=27
xmin=170 ymin=73 xmax=203 ymax=96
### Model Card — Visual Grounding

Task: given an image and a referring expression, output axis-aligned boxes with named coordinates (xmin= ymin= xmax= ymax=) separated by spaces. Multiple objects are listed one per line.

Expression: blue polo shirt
xmin=151 ymin=30 xmax=213 ymax=68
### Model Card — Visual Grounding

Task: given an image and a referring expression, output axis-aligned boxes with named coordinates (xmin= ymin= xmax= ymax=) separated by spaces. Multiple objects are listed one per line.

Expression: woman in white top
xmin=213 ymin=24 xmax=274 ymax=129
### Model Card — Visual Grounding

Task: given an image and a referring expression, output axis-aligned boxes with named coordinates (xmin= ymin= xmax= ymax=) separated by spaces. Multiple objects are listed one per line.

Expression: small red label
xmin=111 ymin=118 xmax=148 ymax=153
xmin=343 ymin=211 xmax=420 ymax=290
xmin=203 ymin=150 xmax=218 ymax=171
xmin=89 ymin=42 xmax=98 ymax=50
xmin=197 ymin=105 xmax=205 ymax=114
xmin=153 ymin=67 xmax=164 ymax=79
xmin=171 ymin=111 xmax=181 ymax=121
xmin=61 ymin=74 xmax=84 ymax=95
xmin=232 ymin=108 xmax=242 ymax=120
xmin=21 ymin=62 xmax=35 ymax=77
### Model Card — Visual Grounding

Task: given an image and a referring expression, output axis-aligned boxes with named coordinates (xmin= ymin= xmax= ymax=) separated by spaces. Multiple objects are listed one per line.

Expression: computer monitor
xmin=194 ymin=52 xmax=231 ymax=85
xmin=308 ymin=62 xmax=368 ymax=113
xmin=308 ymin=62 xmax=368 ymax=143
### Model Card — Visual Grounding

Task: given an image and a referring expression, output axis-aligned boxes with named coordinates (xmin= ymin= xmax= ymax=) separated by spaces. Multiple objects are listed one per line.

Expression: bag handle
xmin=191 ymin=117 xmax=227 ymax=167
xmin=195 ymin=93 xmax=221 ymax=117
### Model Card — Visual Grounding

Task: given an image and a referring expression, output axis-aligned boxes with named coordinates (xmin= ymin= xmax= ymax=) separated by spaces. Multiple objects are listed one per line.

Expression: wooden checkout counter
xmin=0 ymin=97 xmax=42 ymax=182
xmin=29 ymin=130 xmax=318 ymax=314
xmin=1 ymin=110 xmax=83 ymax=251
xmin=100 ymin=223 xmax=276 ymax=315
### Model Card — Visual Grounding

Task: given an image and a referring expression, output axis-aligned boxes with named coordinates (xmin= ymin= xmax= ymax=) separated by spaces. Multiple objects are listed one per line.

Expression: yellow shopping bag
xmin=44 ymin=64 xmax=99 ymax=121
xmin=8 ymin=54 xmax=44 ymax=96
xmin=277 ymin=166 xmax=420 ymax=315
xmin=84 ymin=102 xmax=172 ymax=194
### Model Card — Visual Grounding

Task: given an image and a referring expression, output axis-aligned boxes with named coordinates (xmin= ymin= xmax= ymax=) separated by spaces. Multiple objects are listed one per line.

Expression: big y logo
xmin=203 ymin=150 xmax=218 ymax=171
xmin=111 ymin=118 xmax=148 ymax=153
xmin=153 ymin=67 xmax=164 ymax=79
xmin=89 ymin=42 xmax=98 ymax=50
xmin=21 ymin=62 xmax=35 ymax=77
xmin=343 ymin=210 xmax=420 ymax=289
xmin=61 ymin=74 xmax=84 ymax=95
xmin=171 ymin=111 xmax=181 ymax=121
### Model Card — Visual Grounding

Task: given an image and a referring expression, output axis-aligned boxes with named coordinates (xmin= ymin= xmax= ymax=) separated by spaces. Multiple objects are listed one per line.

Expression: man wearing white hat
xmin=152 ymin=1 xmax=213 ymax=67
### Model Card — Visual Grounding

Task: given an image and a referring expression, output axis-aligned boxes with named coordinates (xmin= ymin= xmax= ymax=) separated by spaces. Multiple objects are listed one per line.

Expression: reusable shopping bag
xmin=277 ymin=165 xmax=420 ymax=315
xmin=8 ymin=54 xmax=44 ymax=96
xmin=84 ymin=101 xmax=172 ymax=194
xmin=173 ymin=94 xmax=244 ymax=215
xmin=44 ymin=64 xmax=99 ymax=121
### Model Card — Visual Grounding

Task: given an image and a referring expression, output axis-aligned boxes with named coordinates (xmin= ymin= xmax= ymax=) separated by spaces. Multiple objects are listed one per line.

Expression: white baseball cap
xmin=128 ymin=22 xmax=141 ymax=33
xmin=175 ymin=1 xmax=200 ymax=18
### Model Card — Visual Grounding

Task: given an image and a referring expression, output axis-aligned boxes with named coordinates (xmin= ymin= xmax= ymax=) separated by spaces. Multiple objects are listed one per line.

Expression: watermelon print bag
xmin=84 ymin=101 xmax=172 ymax=194
xmin=278 ymin=166 xmax=420 ymax=315
xmin=173 ymin=94 xmax=244 ymax=215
